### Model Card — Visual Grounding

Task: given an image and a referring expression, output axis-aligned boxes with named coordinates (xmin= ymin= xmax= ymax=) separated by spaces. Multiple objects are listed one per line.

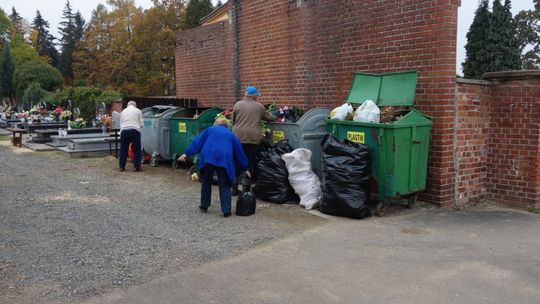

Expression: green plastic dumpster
xmin=170 ymin=108 xmax=223 ymax=168
xmin=265 ymin=108 xmax=330 ymax=177
xmin=326 ymin=71 xmax=432 ymax=215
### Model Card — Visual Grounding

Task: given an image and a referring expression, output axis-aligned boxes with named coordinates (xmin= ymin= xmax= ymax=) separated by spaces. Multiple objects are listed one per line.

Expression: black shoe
xmin=231 ymin=189 xmax=240 ymax=196
xmin=199 ymin=206 xmax=208 ymax=213
xmin=119 ymin=167 xmax=125 ymax=172
xmin=135 ymin=168 xmax=143 ymax=172
xmin=223 ymin=212 xmax=231 ymax=218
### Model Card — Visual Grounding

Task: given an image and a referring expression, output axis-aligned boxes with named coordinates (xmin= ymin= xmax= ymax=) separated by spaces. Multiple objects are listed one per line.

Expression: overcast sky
xmin=0 ymin=0 xmax=535 ymax=75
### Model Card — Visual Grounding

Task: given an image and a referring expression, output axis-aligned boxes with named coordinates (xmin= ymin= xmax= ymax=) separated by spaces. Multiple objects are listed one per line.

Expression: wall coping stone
xmin=456 ymin=78 xmax=492 ymax=86
xmin=482 ymin=70 xmax=540 ymax=81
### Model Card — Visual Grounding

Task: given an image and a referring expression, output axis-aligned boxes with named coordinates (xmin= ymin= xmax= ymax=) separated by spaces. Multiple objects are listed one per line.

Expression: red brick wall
xmin=176 ymin=0 xmax=461 ymax=206
xmin=454 ymin=79 xmax=492 ymax=206
xmin=484 ymin=73 xmax=540 ymax=209
xmin=233 ymin=0 xmax=460 ymax=206
xmin=455 ymin=73 xmax=540 ymax=209
xmin=175 ymin=21 xmax=234 ymax=107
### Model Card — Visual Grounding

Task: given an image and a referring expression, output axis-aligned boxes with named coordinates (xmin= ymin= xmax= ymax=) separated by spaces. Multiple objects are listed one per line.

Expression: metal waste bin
xmin=265 ymin=108 xmax=330 ymax=177
xmin=170 ymin=108 xmax=223 ymax=168
xmin=326 ymin=71 xmax=432 ymax=215
xmin=141 ymin=105 xmax=181 ymax=166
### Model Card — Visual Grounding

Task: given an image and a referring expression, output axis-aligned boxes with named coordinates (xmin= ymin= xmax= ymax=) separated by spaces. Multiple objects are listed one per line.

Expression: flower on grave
xmin=54 ymin=106 xmax=64 ymax=114
xmin=60 ymin=110 xmax=72 ymax=121
xmin=96 ymin=114 xmax=112 ymax=128
xmin=17 ymin=111 xmax=30 ymax=119
xmin=69 ymin=118 xmax=87 ymax=129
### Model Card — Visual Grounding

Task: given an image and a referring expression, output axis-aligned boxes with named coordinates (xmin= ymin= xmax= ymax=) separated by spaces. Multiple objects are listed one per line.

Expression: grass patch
xmin=528 ymin=208 xmax=540 ymax=214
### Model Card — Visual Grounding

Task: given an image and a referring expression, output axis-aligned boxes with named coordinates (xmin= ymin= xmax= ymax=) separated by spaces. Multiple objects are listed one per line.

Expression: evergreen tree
xmin=31 ymin=10 xmax=59 ymax=67
xmin=463 ymin=0 xmax=492 ymax=78
xmin=463 ymin=0 xmax=522 ymax=78
xmin=0 ymin=39 xmax=16 ymax=106
xmin=9 ymin=7 xmax=25 ymax=38
xmin=58 ymin=1 xmax=85 ymax=83
xmin=489 ymin=0 xmax=521 ymax=71
xmin=183 ymin=0 xmax=214 ymax=29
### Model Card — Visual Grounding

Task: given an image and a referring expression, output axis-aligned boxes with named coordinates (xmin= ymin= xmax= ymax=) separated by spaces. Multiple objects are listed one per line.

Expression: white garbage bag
xmin=281 ymin=148 xmax=322 ymax=210
xmin=329 ymin=103 xmax=354 ymax=121
xmin=353 ymin=100 xmax=380 ymax=123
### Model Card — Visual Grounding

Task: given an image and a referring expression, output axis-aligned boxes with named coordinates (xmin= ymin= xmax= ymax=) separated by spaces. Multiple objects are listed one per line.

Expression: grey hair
xmin=127 ymin=100 xmax=137 ymax=107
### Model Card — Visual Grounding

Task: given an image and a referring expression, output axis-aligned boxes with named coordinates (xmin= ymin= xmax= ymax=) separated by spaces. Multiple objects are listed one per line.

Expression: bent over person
xmin=119 ymin=100 xmax=144 ymax=172
xmin=178 ymin=118 xmax=248 ymax=217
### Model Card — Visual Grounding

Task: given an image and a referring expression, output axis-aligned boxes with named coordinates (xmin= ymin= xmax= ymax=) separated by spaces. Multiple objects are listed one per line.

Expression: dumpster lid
xmin=345 ymin=71 xmax=417 ymax=107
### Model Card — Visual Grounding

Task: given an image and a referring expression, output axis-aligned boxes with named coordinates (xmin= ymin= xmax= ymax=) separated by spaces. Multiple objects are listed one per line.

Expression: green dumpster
xmin=170 ymin=108 xmax=223 ymax=168
xmin=326 ymin=71 xmax=432 ymax=215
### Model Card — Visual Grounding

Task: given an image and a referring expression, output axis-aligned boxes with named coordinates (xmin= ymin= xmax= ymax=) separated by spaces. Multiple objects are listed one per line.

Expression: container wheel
xmin=374 ymin=201 xmax=385 ymax=217
xmin=172 ymin=160 xmax=179 ymax=169
xmin=150 ymin=157 xmax=158 ymax=167
xmin=406 ymin=194 xmax=417 ymax=209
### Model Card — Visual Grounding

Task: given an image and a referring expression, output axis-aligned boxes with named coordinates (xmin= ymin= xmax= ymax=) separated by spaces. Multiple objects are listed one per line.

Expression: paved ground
xmin=83 ymin=207 xmax=540 ymax=304
xmin=1 ymin=134 xmax=539 ymax=304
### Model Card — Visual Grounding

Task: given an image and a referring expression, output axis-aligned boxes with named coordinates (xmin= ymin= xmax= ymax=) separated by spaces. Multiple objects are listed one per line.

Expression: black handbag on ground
xmin=235 ymin=185 xmax=256 ymax=216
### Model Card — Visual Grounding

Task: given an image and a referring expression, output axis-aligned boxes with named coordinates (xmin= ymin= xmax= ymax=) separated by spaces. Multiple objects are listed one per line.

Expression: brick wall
xmin=454 ymin=79 xmax=492 ymax=206
xmin=232 ymin=0 xmax=460 ymax=207
xmin=176 ymin=0 xmax=461 ymax=206
xmin=455 ymin=72 xmax=540 ymax=209
xmin=483 ymin=72 xmax=540 ymax=209
xmin=175 ymin=21 xmax=234 ymax=107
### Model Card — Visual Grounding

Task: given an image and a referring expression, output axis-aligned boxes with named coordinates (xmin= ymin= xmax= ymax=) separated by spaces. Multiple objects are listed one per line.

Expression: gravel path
xmin=0 ymin=138 xmax=326 ymax=304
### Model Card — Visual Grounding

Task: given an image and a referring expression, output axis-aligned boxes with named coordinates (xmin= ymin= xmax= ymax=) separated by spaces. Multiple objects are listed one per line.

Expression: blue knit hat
xmin=245 ymin=86 xmax=260 ymax=96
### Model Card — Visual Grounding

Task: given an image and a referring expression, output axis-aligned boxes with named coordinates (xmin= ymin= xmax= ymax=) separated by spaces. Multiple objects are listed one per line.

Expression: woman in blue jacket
xmin=178 ymin=117 xmax=248 ymax=217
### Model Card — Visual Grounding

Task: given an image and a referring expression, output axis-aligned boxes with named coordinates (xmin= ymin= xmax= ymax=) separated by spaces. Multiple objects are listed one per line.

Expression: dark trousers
xmin=119 ymin=129 xmax=141 ymax=170
xmin=242 ymin=143 xmax=259 ymax=174
xmin=233 ymin=143 xmax=259 ymax=191
xmin=200 ymin=165 xmax=232 ymax=215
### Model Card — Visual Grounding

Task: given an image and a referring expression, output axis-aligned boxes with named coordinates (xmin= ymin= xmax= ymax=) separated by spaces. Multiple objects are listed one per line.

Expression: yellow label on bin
xmin=272 ymin=130 xmax=285 ymax=144
xmin=178 ymin=122 xmax=187 ymax=133
xmin=347 ymin=131 xmax=365 ymax=144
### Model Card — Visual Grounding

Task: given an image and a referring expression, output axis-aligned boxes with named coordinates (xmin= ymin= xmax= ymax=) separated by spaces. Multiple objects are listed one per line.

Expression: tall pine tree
xmin=9 ymin=7 xmax=26 ymax=39
xmin=31 ymin=10 xmax=59 ymax=67
xmin=463 ymin=0 xmax=492 ymax=78
xmin=58 ymin=1 xmax=85 ymax=83
xmin=183 ymin=0 xmax=214 ymax=29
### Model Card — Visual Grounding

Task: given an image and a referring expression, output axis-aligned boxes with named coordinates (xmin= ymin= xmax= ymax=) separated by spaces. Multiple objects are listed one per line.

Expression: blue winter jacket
xmin=185 ymin=125 xmax=248 ymax=185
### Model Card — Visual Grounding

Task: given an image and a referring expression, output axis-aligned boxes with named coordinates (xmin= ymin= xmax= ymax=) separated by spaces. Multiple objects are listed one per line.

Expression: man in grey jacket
xmin=231 ymin=86 xmax=273 ymax=195
xmin=119 ymin=100 xmax=144 ymax=172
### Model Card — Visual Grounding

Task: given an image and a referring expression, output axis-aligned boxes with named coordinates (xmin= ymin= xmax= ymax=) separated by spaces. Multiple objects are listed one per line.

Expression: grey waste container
xmin=141 ymin=105 xmax=181 ymax=166
xmin=265 ymin=108 xmax=330 ymax=177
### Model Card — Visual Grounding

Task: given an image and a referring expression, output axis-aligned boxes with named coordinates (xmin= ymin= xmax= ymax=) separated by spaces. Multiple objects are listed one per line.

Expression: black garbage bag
xmin=251 ymin=140 xmax=272 ymax=183
xmin=236 ymin=186 xmax=256 ymax=216
xmin=320 ymin=134 xmax=371 ymax=219
xmin=253 ymin=140 xmax=299 ymax=204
